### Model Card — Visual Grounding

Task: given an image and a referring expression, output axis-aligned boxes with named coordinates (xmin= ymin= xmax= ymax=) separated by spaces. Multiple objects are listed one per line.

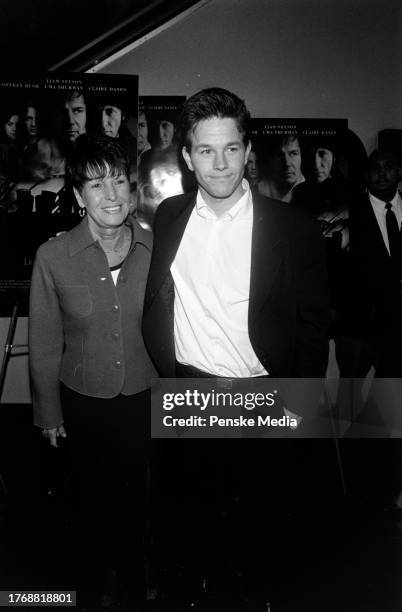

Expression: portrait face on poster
xmin=136 ymin=96 xmax=191 ymax=230
xmin=0 ymin=73 xmax=138 ymax=315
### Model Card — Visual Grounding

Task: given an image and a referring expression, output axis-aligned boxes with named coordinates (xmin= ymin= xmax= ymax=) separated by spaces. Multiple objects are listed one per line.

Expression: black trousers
xmin=152 ymin=365 xmax=339 ymax=577
xmin=61 ymin=384 xmax=150 ymax=571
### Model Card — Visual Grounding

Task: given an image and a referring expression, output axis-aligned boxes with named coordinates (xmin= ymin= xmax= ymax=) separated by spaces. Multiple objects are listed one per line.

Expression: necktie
xmin=385 ymin=202 xmax=401 ymax=274
xmin=385 ymin=202 xmax=400 ymax=261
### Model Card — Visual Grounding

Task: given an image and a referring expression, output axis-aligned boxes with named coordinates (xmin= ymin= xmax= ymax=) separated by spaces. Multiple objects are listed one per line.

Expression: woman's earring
xmin=79 ymin=207 xmax=86 ymax=218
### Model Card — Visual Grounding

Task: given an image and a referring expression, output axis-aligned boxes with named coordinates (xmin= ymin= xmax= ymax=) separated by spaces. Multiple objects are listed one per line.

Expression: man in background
xmin=343 ymin=149 xmax=402 ymax=378
xmin=138 ymin=110 xmax=151 ymax=159
xmin=258 ymin=134 xmax=305 ymax=202
xmin=63 ymin=90 xmax=87 ymax=144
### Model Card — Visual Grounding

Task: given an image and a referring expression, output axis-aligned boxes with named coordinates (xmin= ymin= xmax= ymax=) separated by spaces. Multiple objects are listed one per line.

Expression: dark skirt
xmin=60 ymin=383 xmax=150 ymax=571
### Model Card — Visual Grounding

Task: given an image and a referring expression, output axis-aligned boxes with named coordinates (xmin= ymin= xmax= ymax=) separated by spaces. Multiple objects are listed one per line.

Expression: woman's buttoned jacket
xmin=29 ymin=215 xmax=157 ymax=429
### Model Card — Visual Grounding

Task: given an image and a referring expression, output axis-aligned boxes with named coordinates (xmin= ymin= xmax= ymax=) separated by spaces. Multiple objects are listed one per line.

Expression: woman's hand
xmin=41 ymin=424 xmax=67 ymax=447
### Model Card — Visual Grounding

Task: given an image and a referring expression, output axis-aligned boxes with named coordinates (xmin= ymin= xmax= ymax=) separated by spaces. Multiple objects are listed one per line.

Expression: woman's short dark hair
xmin=179 ymin=87 xmax=251 ymax=151
xmin=65 ymin=134 xmax=130 ymax=191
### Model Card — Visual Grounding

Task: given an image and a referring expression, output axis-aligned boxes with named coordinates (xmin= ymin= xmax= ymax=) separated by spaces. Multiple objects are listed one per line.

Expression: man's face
xmin=314 ymin=147 xmax=334 ymax=183
xmin=269 ymin=137 xmax=302 ymax=187
xmin=246 ymin=150 xmax=258 ymax=181
xmin=102 ymin=105 xmax=122 ymax=139
xmin=64 ymin=94 xmax=87 ymax=142
xmin=182 ymin=116 xmax=251 ymax=208
xmin=368 ymin=151 xmax=400 ymax=200
xmin=25 ymin=106 xmax=38 ymax=140
xmin=5 ymin=114 xmax=19 ymax=141
xmin=158 ymin=120 xmax=174 ymax=149
xmin=138 ymin=112 xmax=149 ymax=152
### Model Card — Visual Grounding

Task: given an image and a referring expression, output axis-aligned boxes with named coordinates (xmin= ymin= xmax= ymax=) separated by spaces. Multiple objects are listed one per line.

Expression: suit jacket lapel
xmin=146 ymin=193 xmax=196 ymax=304
xmin=249 ymin=193 xmax=285 ymax=322
xmin=364 ymin=195 xmax=391 ymax=260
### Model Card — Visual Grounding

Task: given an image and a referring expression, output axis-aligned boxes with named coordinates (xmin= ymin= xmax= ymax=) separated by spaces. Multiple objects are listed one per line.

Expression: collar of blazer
xmin=146 ymin=190 xmax=286 ymax=317
xmin=67 ymin=214 xmax=152 ymax=257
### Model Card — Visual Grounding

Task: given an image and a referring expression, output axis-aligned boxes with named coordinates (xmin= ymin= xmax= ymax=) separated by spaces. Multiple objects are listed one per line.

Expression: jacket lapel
xmin=146 ymin=193 xmax=196 ymax=306
xmin=361 ymin=195 xmax=391 ymax=260
xmin=249 ymin=193 xmax=285 ymax=322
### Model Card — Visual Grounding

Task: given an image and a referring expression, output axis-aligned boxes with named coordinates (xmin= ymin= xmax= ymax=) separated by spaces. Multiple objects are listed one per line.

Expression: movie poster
xmin=249 ymin=117 xmax=369 ymax=334
xmin=249 ymin=118 xmax=355 ymax=241
xmin=0 ymin=73 xmax=138 ymax=315
xmin=137 ymin=95 xmax=193 ymax=230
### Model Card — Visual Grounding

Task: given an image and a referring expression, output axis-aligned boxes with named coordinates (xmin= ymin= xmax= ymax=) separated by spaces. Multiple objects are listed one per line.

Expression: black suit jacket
xmin=348 ymin=192 xmax=402 ymax=340
xmin=143 ymin=193 xmax=329 ymax=378
xmin=143 ymin=191 xmax=330 ymax=378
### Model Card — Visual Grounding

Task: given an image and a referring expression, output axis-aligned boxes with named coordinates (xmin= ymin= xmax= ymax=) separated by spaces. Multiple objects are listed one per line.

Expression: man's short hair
xmin=65 ymin=134 xmax=130 ymax=191
xmin=179 ymin=87 xmax=251 ymax=150
xmin=367 ymin=148 xmax=399 ymax=170
xmin=262 ymin=134 xmax=301 ymax=161
xmin=64 ymin=89 xmax=85 ymax=104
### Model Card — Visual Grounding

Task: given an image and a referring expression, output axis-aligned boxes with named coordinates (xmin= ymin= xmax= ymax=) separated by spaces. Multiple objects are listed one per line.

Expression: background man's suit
xmin=339 ymin=192 xmax=402 ymax=509
xmin=345 ymin=192 xmax=402 ymax=376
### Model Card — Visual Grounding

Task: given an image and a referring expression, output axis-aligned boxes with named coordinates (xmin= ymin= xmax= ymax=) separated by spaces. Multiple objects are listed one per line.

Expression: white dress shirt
xmin=171 ymin=179 xmax=267 ymax=377
xmin=369 ymin=190 xmax=402 ymax=254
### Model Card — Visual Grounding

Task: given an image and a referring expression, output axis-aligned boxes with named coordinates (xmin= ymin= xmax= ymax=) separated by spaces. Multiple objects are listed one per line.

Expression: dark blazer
xmin=143 ymin=191 xmax=330 ymax=379
xmin=348 ymin=192 xmax=402 ymax=340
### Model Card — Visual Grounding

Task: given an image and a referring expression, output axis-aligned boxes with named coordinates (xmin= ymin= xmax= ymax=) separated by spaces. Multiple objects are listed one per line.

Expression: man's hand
xmin=41 ymin=424 xmax=67 ymax=447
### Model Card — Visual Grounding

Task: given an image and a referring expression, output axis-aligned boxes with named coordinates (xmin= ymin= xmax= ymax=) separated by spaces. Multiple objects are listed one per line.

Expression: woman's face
xmin=314 ymin=148 xmax=334 ymax=183
xmin=5 ymin=114 xmax=19 ymax=141
xmin=74 ymin=169 xmax=131 ymax=231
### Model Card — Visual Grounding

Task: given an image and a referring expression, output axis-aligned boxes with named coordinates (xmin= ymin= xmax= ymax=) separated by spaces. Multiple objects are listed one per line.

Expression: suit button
xmin=115 ymin=360 xmax=122 ymax=368
xmin=112 ymin=304 xmax=119 ymax=311
xmin=112 ymin=332 xmax=120 ymax=340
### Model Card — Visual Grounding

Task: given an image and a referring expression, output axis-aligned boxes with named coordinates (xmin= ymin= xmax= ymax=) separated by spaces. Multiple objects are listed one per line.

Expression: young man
xmin=143 ymin=89 xmax=331 ymax=594
xmin=143 ymin=88 xmax=329 ymax=381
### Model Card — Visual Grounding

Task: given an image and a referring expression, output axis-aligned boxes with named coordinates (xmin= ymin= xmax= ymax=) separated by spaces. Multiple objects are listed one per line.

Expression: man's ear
xmin=73 ymin=187 xmax=85 ymax=209
xmin=182 ymin=146 xmax=194 ymax=172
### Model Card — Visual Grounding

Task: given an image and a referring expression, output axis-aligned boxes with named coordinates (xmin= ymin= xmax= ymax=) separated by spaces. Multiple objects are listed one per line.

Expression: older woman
xmin=29 ymin=134 xmax=157 ymax=608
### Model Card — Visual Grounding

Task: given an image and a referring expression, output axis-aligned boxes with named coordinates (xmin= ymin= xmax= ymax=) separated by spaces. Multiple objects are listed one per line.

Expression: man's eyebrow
xmin=195 ymin=140 xmax=241 ymax=148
